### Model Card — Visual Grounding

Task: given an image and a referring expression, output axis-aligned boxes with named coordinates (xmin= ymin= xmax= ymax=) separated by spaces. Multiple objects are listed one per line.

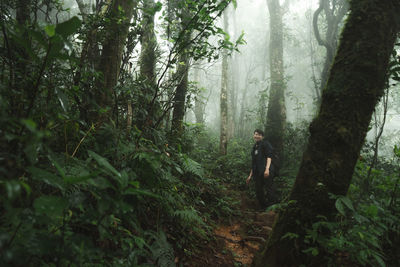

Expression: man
xmin=246 ymin=129 xmax=277 ymax=208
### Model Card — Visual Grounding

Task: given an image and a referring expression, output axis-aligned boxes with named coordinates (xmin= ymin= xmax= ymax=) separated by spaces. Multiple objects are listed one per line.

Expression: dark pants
xmin=254 ymin=168 xmax=277 ymax=208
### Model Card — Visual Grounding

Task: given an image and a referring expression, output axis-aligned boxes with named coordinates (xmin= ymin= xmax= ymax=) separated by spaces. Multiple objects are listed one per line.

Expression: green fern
xmin=180 ymin=156 xmax=204 ymax=177
xmin=149 ymin=231 xmax=176 ymax=267
xmin=173 ymin=207 xmax=206 ymax=227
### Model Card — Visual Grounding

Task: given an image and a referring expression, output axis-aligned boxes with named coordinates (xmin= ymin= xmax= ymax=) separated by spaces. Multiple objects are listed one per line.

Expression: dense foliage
xmin=1 ymin=0 xmax=400 ymax=266
xmin=0 ymin=0 xmax=239 ymax=265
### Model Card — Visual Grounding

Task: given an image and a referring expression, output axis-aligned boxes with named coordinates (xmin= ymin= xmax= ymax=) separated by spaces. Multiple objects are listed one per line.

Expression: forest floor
xmin=185 ymin=185 xmax=276 ymax=266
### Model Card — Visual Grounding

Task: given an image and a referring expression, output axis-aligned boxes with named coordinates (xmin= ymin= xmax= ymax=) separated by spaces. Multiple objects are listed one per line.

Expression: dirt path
xmin=213 ymin=190 xmax=276 ymax=266
xmin=186 ymin=188 xmax=276 ymax=266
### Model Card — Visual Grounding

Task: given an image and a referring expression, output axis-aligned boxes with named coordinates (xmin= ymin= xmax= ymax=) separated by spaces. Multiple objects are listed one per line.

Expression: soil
xmin=182 ymin=186 xmax=277 ymax=267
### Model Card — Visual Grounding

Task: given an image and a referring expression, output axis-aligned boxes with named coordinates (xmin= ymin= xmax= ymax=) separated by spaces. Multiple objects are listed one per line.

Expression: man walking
xmin=246 ymin=129 xmax=277 ymax=208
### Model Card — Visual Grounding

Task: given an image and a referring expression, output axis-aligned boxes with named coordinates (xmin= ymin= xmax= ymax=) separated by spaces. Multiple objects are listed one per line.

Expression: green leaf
xmin=34 ymin=195 xmax=68 ymax=218
xmin=372 ymin=252 xmax=386 ymax=267
xmin=20 ymin=181 xmax=31 ymax=195
xmin=88 ymin=150 xmax=121 ymax=178
xmin=232 ymin=0 xmax=237 ymax=9
xmin=64 ymin=173 xmax=96 ymax=185
xmin=47 ymin=151 xmax=66 ymax=178
xmin=282 ymin=232 xmax=299 ymax=240
xmin=366 ymin=205 xmax=378 ymax=217
xmin=21 ymin=119 xmax=37 ymax=132
xmin=55 ymin=16 xmax=82 ymax=38
xmin=5 ymin=180 xmax=22 ymax=199
xmin=340 ymin=196 xmax=354 ymax=211
xmin=394 ymin=145 xmax=400 ymax=157
xmin=129 ymin=181 xmax=140 ymax=188
xmin=335 ymin=198 xmax=345 ymax=215
xmin=44 ymin=25 xmax=56 ymax=37
xmin=28 ymin=167 xmax=65 ymax=190
xmin=55 ymin=88 xmax=69 ymax=112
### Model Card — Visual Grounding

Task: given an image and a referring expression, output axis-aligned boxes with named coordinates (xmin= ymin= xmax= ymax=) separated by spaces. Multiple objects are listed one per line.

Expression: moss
xmin=254 ymin=0 xmax=399 ymax=266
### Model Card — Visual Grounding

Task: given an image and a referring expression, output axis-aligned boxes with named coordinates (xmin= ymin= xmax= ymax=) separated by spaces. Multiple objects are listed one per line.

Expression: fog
xmin=183 ymin=0 xmax=400 ymax=154
xmin=63 ymin=0 xmax=399 ymax=153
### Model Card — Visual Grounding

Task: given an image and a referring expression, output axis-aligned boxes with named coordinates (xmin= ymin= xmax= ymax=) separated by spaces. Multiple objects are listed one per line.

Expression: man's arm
xmin=263 ymin=140 xmax=273 ymax=178
xmin=246 ymin=169 xmax=253 ymax=184
xmin=264 ymin=157 xmax=271 ymax=178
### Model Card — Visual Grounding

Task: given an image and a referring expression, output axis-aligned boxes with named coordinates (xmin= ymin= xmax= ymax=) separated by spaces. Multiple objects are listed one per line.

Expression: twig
xmin=71 ymin=123 xmax=95 ymax=158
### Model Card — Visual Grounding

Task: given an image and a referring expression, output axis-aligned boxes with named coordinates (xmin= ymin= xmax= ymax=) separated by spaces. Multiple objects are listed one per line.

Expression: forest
xmin=1 ymin=0 xmax=400 ymax=266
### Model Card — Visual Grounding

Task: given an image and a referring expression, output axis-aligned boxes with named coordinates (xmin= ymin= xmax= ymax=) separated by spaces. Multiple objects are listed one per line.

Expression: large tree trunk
xmin=253 ymin=0 xmax=399 ymax=266
xmin=171 ymin=6 xmax=191 ymax=135
xmin=265 ymin=0 xmax=286 ymax=161
xmin=171 ymin=50 xmax=190 ymax=134
xmin=95 ymin=0 xmax=135 ymax=122
xmin=219 ymin=10 xmax=229 ymax=155
xmin=136 ymin=0 xmax=157 ymax=130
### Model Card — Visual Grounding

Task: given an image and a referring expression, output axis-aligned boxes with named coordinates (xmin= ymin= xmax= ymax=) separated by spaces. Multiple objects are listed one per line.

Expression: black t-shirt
xmin=251 ymin=140 xmax=273 ymax=177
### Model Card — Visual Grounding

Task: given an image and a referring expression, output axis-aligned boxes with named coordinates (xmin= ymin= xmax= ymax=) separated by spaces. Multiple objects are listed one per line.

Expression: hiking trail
xmin=186 ymin=186 xmax=276 ymax=266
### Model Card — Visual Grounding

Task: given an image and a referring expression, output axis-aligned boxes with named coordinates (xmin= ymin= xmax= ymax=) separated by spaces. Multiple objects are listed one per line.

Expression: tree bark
xmin=171 ymin=50 xmax=190 ymax=134
xmin=219 ymin=10 xmax=229 ymax=155
xmin=253 ymin=0 xmax=399 ymax=266
xmin=193 ymin=66 xmax=205 ymax=124
xmin=95 ymin=0 xmax=135 ymax=122
xmin=265 ymin=0 xmax=286 ymax=161
xmin=171 ymin=6 xmax=191 ymax=135
xmin=139 ymin=0 xmax=157 ymax=85
xmin=313 ymin=0 xmax=348 ymax=103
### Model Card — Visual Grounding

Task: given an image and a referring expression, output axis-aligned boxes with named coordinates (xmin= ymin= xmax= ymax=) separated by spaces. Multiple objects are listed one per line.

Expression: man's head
xmin=253 ymin=129 xmax=264 ymax=142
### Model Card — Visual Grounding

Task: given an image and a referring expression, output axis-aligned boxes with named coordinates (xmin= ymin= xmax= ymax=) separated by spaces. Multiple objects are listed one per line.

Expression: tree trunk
xmin=253 ymin=0 xmax=399 ymax=266
xmin=265 ymin=0 xmax=286 ymax=161
xmin=219 ymin=10 xmax=229 ymax=155
xmin=171 ymin=6 xmax=191 ymax=135
xmin=228 ymin=5 xmax=236 ymax=140
xmin=171 ymin=50 xmax=190 ymax=134
xmin=193 ymin=66 xmax=205 ymax=124
xmin=139 ymin=0 xmax=157 ymax=85
xmin=95 ymin=0 xmax=135 ymax=122
xmin=313 ymin=0 xmax=348 ymax=103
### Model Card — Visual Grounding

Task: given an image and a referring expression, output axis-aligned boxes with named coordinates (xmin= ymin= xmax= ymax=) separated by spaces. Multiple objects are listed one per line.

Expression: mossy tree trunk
xmin=253 ymin=0 xmax=400 ymax=266
xmin=137 ymin=0 xmax=157 ymax=130
xmin=171 ymin=5 xmax=191 ymax=136
xmin=171 ymin=49 xmax=190 ymax=134
xmin=265 ymin=0 xmax=286 ymax=161
xmin=139 ymin=0 xmax=157 ymax=85
xmin=95 ymin=0 xmax=135 ymax=123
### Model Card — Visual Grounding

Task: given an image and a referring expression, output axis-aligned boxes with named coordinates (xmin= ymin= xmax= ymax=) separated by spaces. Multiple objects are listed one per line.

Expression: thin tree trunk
xmin=219 ymin=10 xmax=229 ymax=155
xmin=265 ymin=0 xmax=286 ymax=160
xmin=253 ymin=1 xmax=399 ymax=266
xmin=228 ymin=5 xmax=237 ymax=139
xmin=193 ymin=66 xmax=205 ymax=124
xmin=313 ymin=0 xmax=348 ymax=103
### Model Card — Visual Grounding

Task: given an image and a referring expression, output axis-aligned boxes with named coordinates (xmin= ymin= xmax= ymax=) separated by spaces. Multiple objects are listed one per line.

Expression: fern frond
xmin=180 ymin=156 xmax=204 ymax=177
xmin=173 ymin=207 xmax=205 ymax=227
xmin=149 ymin=231 xmax=176 ymax=267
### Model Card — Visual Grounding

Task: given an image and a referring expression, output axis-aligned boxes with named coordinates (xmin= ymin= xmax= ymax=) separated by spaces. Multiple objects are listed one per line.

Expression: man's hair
xmin=254 ymin=129 xmax=264 ymax=136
